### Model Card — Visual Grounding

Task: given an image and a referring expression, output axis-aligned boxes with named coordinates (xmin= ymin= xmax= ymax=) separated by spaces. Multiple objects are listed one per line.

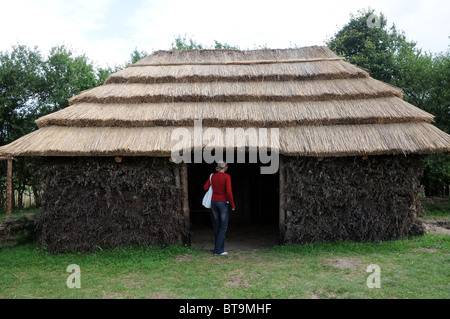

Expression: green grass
xmin=0 ymin=207 xmax=40 ymax=222
xmin=0 ymin=199 xmax=449 ymax=299
xmin=0 ymin=235 xmax=448 ymax=299
xmin=421 ymin=198 xmax=450 ymax=219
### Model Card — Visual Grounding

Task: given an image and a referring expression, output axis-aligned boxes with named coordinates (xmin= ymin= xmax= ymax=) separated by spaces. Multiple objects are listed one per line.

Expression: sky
xmin=1 ymin=0 xmax=449 ymax=68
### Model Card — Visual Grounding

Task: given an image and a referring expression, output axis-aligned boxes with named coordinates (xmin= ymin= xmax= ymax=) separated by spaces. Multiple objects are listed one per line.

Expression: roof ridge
xmin=129 ymin=57 xmax=345 ymax=67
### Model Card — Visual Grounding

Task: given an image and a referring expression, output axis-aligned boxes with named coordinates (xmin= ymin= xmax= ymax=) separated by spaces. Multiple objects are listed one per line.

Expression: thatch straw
xmin=132 ymin=57 xmax=345 ymax=66
xmin=281 ymin=122 xmax=450 ymax=156
xmin=1 ymin=122 xmax=449 ymax=157
xmin=0 ymin=46 xmax=449 ymax=157
xmin=70 ymin=78 xmax=403 ymax=105
xmin=36 ymin=98 xmax=434 ymax=128
xmin=105 ymin=59 xmax=367 ymax=84
xmin=134 ymin=46 xmax=338 ymax=65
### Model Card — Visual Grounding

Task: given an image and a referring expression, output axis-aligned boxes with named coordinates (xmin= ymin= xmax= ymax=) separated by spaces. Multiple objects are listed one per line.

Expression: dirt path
xmin=190 ymin=219 xmax=449 ymax=253
xmin=422 ymin=219 xmax=450 ymax=235
xmin=190 ymin=223 xmax=279 ymax=252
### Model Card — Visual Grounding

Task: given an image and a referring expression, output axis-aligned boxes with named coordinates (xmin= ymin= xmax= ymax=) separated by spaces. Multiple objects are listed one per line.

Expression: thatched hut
xmin=1 ymin=46 xmax=449 ymax=252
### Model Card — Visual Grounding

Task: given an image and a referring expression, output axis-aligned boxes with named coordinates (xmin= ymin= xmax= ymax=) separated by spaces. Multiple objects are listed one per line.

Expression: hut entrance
xmin=187 ymin=162 xmax=279 ymax=251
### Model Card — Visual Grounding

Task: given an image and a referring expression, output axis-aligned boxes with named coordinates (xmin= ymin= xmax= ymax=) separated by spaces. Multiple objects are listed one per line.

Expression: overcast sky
xmin=1 ymin=0 xmax=449 ymax=67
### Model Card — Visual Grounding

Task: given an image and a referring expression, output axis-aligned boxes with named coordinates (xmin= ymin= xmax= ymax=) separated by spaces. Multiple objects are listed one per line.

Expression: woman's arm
xmin=203 ymin=175 xmax=211 ymax=191
xmin=226 ymin=175 xmax=236 ymax=210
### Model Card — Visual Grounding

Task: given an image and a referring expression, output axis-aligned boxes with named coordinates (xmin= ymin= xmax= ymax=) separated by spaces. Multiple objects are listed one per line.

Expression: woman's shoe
xmin=214 ymin=251 xmax=228 ymax=256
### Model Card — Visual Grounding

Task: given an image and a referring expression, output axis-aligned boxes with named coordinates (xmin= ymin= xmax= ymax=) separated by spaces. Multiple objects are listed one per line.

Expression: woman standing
xmin=203 ymin=162 xmax=236 ymax=256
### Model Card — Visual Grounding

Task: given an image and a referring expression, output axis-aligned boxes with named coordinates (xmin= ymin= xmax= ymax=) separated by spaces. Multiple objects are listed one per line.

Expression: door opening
xmin=187 ymin=162 xmax=279 ymax=251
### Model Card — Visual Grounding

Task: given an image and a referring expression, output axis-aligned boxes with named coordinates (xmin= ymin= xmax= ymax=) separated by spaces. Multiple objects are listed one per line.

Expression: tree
xmin=95 ymin=48 xmax=148 ymax=84
xmin=0 ymin=45 xmax=44 ymax=210
xmin=425 ymin=50 xmax=450 ymax=133
xmin=170 ymin=35 xmax=238 ymax=50
xmin=171 ymin=35 xmax=205 ymax=50
xmin=40 ymin=45 xmax=99 ymax=116
xmin=418 ymin=50 xmax=450 ymax=196
xmin=0 ymin=45 xmax=43 ymax=145
xmin=326 ymin=9 xmax=408 ymax=83
xmin=327 ymin=9 xmax=450 ymax=196
xmin=96 ymin=64 xmax=124 ymax=85
xmin=0 ymin=44 xmax=106 ymax=210
xmin=213 ymin=40 xmax=239 ymax=50
xmin=129 ymin=48 xmax=149 ymax=65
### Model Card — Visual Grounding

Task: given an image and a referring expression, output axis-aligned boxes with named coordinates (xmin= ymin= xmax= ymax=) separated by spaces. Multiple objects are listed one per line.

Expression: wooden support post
xmin=180 ymin=163 xmax=190 ymax=244
xmin=181 ymin=163 xmax=189 ymax=218
xmin=6 ymin=157 xmax=13 ymax=217
xmin=0 ymin=156 xmax=16 ymax=217
xmin=278 ymin=155 xmax=285 ymax=244
xmin=174 ymin=164 xmax=181 ymax=189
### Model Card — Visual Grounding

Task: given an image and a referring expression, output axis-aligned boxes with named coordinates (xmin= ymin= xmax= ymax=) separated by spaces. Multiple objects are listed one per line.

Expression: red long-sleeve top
xmin=203 ymin=172 xmax=235 ymax=209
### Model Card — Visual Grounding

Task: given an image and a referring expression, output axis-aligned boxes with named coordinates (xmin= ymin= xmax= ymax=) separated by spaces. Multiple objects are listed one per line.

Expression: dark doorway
xmin=187 ymin=162 xmax=279 ymax=251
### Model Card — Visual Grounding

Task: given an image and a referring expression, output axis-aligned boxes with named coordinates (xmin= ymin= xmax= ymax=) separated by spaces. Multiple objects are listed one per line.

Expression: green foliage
xmin=40 ymin=45 xmax=99 ymax=115
xmin=0 ymin=45 xmax=105 ymax=140
xmin=327 ymin=8 xmax=450 ymax=196
xmin=425 ymin=51 xmax=450 ymax=133
xmin=213 ymin=40 xmax=239 ymax=50
xmin=0 ymin=44 xmax=129 ymax=211
xmin=390 ymin=41 xmax=449 ymax=197
xmin=396 ymin=48 xmax=450 ymax=197
xmin=326 ymin=9 xmax=400 ymax=82
xmin=423 ymin=154 xmax=450 ymax=196
xmin=0 ymin=45 xmax=43 ymax=144
xmin=94 ymin=48 xmax=148 ymax=85
xmin=96 ymin=64 xmax=124 ymax=85
xmin=129 ymin=48 xmax=149 ymax=65
xmin=421 ymin=197 xmax=450 ymax=218
xmin=0 ymin=235 xmax=449 ymax=298
xmin=171 ymin=34 xmax=205 ymax=50
xmin=171 ymin=34 xmax=239 ymax=50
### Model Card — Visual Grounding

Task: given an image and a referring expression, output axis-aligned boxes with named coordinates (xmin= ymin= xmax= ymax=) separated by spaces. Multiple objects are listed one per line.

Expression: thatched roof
xmin=1 ymin=46 xmax=449 ymax=157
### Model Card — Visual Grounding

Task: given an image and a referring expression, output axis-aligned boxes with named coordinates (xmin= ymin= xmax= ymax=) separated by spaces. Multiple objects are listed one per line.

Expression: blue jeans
xmin=211 ymin=201 xmax=230 ymax=254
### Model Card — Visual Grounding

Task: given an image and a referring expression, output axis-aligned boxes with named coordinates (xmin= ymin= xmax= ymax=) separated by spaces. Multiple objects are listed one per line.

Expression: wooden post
xmin=174 ymin=164 xmax=181 ymax=189
xmin=181 ymin=163 xmax=189 ymax=218
xmin=6 ymin=157 xmax=13 ymax=217
xmin=278 ymin=155 xmax=285 ymax=244
xmin=180 ymin=163 xmax=190 ymax=244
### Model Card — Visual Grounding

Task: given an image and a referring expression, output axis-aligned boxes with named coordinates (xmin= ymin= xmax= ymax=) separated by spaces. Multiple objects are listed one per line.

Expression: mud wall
xmin=36 ymin=157 xmax=188 ymax=253
xmin=282 ymin=155 xmax=425 ymax=244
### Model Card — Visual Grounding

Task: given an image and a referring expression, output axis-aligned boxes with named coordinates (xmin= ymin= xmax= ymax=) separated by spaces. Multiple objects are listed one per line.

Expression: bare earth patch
xmin=146 ymin=292 xmax=174 ymax=299
xmin=412 ymin=247 xmax=438 ymax=253
xmin=422 ymin=219 xmax=450 ymax=235
xmin=190 ymin=224 xmax=279 ymax=252
xmin=174 ymin=254 xmax=194 ymax=263
xmin=326 ymin=258 xmax=363 ymax=270
xmin=225 ymin=269 xmax=249 ymax=288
